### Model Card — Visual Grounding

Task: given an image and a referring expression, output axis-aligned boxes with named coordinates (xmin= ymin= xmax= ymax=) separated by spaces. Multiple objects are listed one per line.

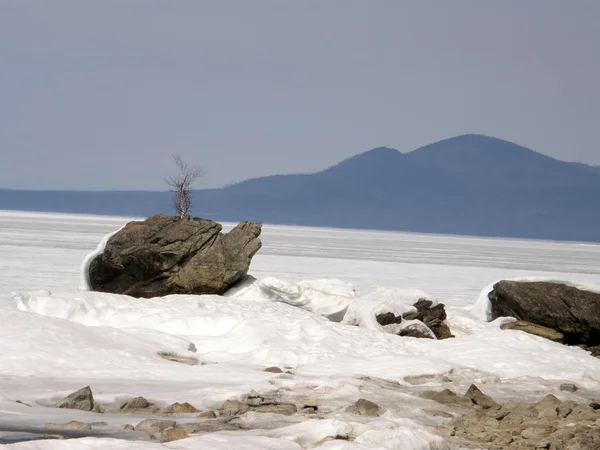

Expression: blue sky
xmin=1 ymin=1 xmax=599 ymax=190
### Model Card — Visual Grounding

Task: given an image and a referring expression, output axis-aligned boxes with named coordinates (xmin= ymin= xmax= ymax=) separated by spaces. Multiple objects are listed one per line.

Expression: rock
xmin=251 ymin=403 xmax=297 ymax=416
xmin=192 ymin=420 xmax=240 ymax=433
xmin=161 ymin=426 xmax=189 ymax=443
xmin=161 ymin=402 xmax=199 ymax=414
xmin=220 ymin=400 xmax=250 ymax=418
xmin=465 ymin=384 xmax=501 ymax=410
xmin=423 ymin=409 xmax=454 ymax=419
xmin=264 ymin=366 xmax=283 ymax=373
xmin=121 ymin=424 xmax=135 ymax=431
xmin=89 ymin=422 xmax=108 ymax=428
xmin=157 ymin=351 xmax=200 ymax=365
xmin=52 ymin=386 xmax=98 ymax=412
xmin=120 ymin=396 xmax=151 ymax=410
xmin=488 ymin=281 xmax=600 ymax=347
xmin=134 ymin=419 xmax=176 ymax=433
xmin=197 ymin=410 xmax=217 ymax=419
xmin=345 ymin=398 xmax=381 ymax=417
xmin=88 ymin=214 xmax=262 ymax=298
xmin=398 ymin=322 xmax=435 ymax=339
xmin=559 ymin=383 xmax=578 ymax=393
xmin=590 ymin=402 xmax=600 ymax=410
xmin=376 ymin=312 xmax=402 ymax=326
xmin=44 ymin=421 xmax=91 ymax=430
xmin=422 ymin=389 xmax=474 ymax=409
xmin=15 ymin=400 xmax=31 ymax=407
xmin=401 ymin=299 xmax=454 ymax=339
xmin=500 ymin=320 xmax=564 ymax=342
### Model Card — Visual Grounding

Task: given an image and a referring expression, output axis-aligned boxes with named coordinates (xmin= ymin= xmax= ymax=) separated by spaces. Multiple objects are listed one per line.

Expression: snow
xmin=1 ymin=210 xmax=600 ymax=449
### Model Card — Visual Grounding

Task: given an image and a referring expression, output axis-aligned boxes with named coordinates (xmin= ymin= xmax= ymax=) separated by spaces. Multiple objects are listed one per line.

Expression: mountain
xmin=1 ymin=134 xmax=599 ymax=242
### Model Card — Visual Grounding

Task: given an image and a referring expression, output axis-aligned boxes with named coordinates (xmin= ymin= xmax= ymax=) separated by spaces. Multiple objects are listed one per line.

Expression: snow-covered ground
xmin=1 ymin=210 xmax=599 ymax=449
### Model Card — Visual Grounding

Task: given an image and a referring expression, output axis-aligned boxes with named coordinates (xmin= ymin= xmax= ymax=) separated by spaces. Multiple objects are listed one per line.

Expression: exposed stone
xmin=89 ymin=422 xmax=108 ymax=428
xmin=500 ymin=320 xmax=564 ymax=343
xmin=489 ymin=281 xmax=600 ymax=347
xmin=120 ymin=396 xmax=151 ymax=410
xmin=52 ymin=386 xmax=98 ymax=412
xmin=398 ymin=322 xmax=435 ymax=339
xmin=422 ymin=389 xmax=474 ymax=409
xmin=161 ymin=402 xmax=199 ymax=414
xmin=197 ymin=410 xmax=217 ymax=419
xmin=88 ymin=214 xmax=262 ymax=297
xmin=465 ymin=384 xmax=501 ymax=410
xmin=220 ymin=400 xmax=250 ymax=418
xmin=121 ymin=424 xmax=135 ymax=431
xmin=345 ymin=398 xmax=381 ymax=417
xmin=264 ymin=366 xmax=283 ymax=373
xmin=423 ymin=409 xmax=454 ymax=419
xmin=44 ymin=421 xmax=91 ymax=430
xmin=157 ymin=351 xmax=200 ymax=366
xmin=161 ymin=426 xmax=189 ymax=443
xmin=376 ymin=312 xmax=402 ymax=326
xmin=191 ymin=420 xmax=240 ymax=433
xmin=15 ymin=400 xmax=31 ymax=407
xmin=134 ymin=419 xmax=176 ymax=434
xmin=251 ymin=403 xmax=297 ymax=416
xmin=559 ymin=383 xmax=578 ymax=393
xmin=400 ymin=300 xmax=454 ymax=339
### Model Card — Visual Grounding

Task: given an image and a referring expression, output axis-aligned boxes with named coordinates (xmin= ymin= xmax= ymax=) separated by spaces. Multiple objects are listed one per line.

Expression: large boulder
xmin=88 ymin=214 xmax=262 ymax=297
xmin=489 ymin=281 xmax=600 ymax=347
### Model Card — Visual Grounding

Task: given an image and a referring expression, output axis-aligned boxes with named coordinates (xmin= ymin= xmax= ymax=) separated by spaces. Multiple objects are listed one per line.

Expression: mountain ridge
xmin=1 ymin=134 xmax=599 ymax=242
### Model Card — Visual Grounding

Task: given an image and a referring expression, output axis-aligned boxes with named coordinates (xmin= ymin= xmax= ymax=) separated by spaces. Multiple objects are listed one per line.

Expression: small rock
xmin=162 ymin=402 xmax=199 ymax=414
xmin=157 ymin=351 xmax=200 ymax=366
xmin=590 ymin=402 xmax=600 ymax=410
xmin=535 ymin=394 xmax=561 ymax=409
xmin=264 ymin=366 xmax=283 ymax=373
xmin=422 ymin=389 xmax=474 ymax=409
xmin=345 ymin=398 xmax=381 ymax=417
xmin=197 ymin=410 xmax=217 ymax=419
xmin=423 ymin=409 xmax=454 ymax=418
xmin=252 ymin=403 xmax=297 ymax=416
xmin=120 ymin=396 xmax=151 ymax=410
xmin=535 ymin=443 xmax=550 ymax=449
xmin=191 ymin=420 xmax=240 ymax=433
xmin=44 ymin=421 xmax=91 ymax=430
xmin=161 ymin=426 xmax=189 ymax=443
xmin=89 ymin=422 xmax=108 ymax=428
xmin=121 ymin=424 xmax=135 ymax=431
xmin=559 ymin=383 xmax=578 ymax=393
xmin=398 ymin=322 xmax=435 ymax=339
xmin=52 ymin=386 xmax=98 ymax=412
xmin=220 ymin=400 xmax=250 ymax=418
xmin=500 ymin=320 xmax=564 ymax=343
xmin=15 ymin=400 xmax=31 ymax=407
xmin=465 ymin=384 xmax=501 ymax=410
xmin=134 ymin=419 xmax=176 ymax=433
xmin=376 ymin=312 xmax=402 ymax=326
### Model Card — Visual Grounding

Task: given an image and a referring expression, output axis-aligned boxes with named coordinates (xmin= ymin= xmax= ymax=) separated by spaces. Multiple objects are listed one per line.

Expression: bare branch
xmin=165 ymin=154 xmax=204 ymax=218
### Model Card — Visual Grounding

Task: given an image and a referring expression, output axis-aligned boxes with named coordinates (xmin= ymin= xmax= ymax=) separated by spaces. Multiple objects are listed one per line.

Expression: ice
xmin=1 ymin=211 xmax=600 ymax=449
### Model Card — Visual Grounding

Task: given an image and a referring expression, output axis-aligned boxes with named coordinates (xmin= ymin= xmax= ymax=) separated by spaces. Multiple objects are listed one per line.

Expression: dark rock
xmin=500 ymin=320 xmax=564 ymax=342
xmin=157 ymin=351 xmax=200 ymax=365
xmin=345 ymin=398 xmax=381 ymax=417
xmin=52 ymin=386 xmax=99 ymax=412
xmin=465 ymin=384 xmax=501 ymax=410
xmin=264 ymin=366 xmax=283 ymax=373
xmin=489 ymin=281 xmax=600 ymax=347
xmin=88 ymin=214 xmax=262 ymax=298
xmin=121 ymin=424 xmax=135 ymax=431
xmin=376 ymin=312 xmax=402 ymax=326
xmin=590 ymin=402 xmax=600 ymax=410
xmin=120 ymin=396 xmax=151 ymax=410
xmin=400 ymin=300 xmax=454 ymax=339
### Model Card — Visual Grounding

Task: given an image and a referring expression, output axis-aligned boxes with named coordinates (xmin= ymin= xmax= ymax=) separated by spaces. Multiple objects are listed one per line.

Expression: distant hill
xmin=1 ymin=134 xmax=599 ymax=242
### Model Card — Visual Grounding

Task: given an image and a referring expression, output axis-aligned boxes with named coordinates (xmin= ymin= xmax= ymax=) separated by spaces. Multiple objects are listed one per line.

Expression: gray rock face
xmin=489 ymin=281 xmax=600 ymax=347
xmin=134 ymin=419 xmax=176 ymax=434
xmin=88 ymin=214 xmax=262 ymax=297
xmin=52 ymin=386 xmax=98 ymax=412
xmin=120 ymin=396 xmax=151 ymax=410
xmin=465 ymin=384 xmax=500 ymax=410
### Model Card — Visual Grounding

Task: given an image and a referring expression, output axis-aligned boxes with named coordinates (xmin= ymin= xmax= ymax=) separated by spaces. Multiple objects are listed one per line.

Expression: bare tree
xmin=165 ymin=154 xmax=204 ymax=218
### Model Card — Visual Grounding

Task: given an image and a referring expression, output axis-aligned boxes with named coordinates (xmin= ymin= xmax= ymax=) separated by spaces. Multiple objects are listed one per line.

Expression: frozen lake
xmin=1 ymin=210 xmax=599 ymax=307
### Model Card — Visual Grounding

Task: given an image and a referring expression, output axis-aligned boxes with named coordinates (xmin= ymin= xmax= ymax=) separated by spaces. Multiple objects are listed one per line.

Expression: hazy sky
xmin=1 ymin=1 xmax=599 ymax=190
